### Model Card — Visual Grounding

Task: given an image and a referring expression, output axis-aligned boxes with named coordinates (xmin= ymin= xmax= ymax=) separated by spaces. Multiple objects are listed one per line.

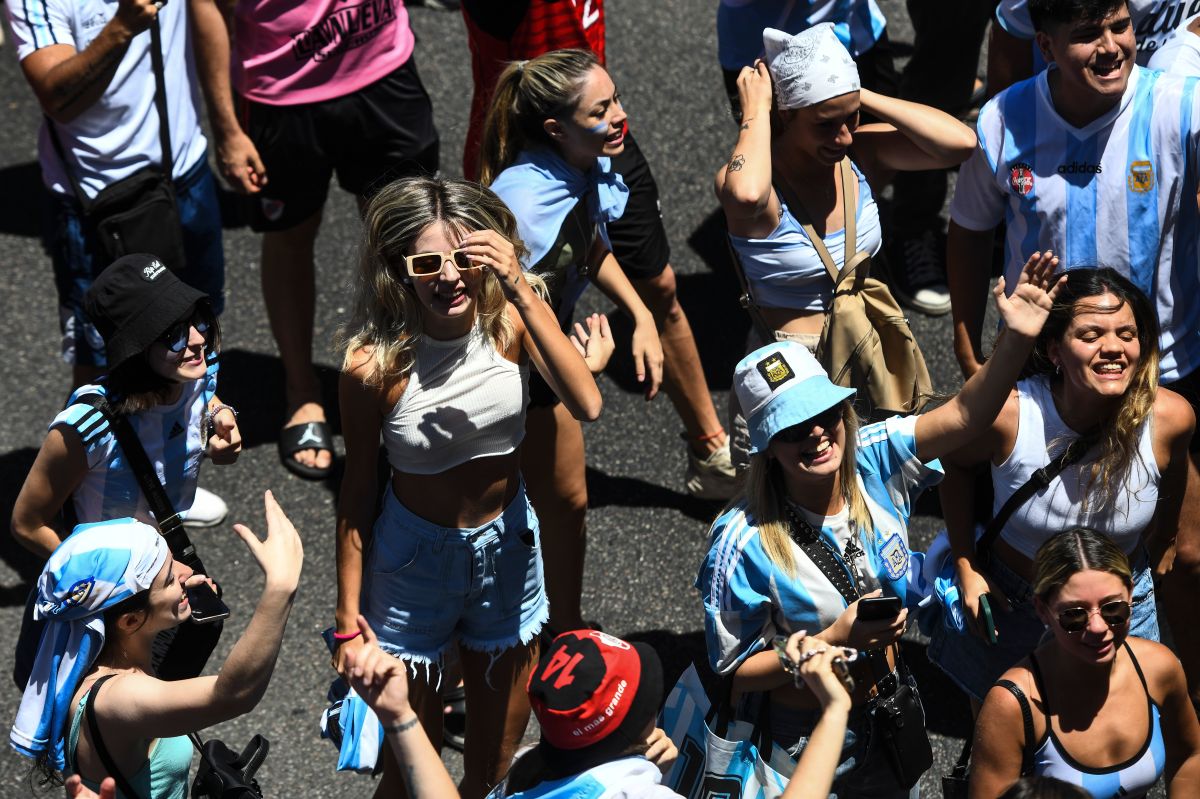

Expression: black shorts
xmin=1164 ymin=366 xmax=1200 ymax=453
xmin=607 ymin=130 xmax=671 ymax=281
xmin=242 ymin=58 xmax=440 ymax=232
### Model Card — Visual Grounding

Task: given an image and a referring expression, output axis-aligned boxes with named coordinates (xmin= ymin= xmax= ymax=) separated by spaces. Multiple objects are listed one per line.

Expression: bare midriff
xmin=391 ymin=451 xmax=522 ymax=529
xmin=991 ymin=535 xmax=1036 ymax=583
xmin=760 ymin=306 xmax=827 ymax=337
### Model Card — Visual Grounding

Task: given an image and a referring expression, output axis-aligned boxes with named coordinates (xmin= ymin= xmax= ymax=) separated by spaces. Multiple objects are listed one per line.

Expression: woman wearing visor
xmin=697 ymin=253 xmax=1062 ymax=796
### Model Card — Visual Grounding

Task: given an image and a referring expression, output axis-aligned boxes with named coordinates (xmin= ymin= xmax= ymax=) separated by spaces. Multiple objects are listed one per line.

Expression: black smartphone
xmin=978 ymin=593 xmax=998 ymax=645
xmin=186 ymin=582 xmax=230 ymax=624
xmin=857 ymin=595 xmax=902 ymax=621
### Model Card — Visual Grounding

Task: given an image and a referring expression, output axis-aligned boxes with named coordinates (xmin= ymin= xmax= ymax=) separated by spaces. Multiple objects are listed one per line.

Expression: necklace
xmin=784 ymin=504 xmax=862 ymax=602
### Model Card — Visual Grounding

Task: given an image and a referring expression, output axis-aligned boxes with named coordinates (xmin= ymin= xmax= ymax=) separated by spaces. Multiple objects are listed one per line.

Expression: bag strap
xmin=774 ymin=158 xmax=867 ymax=291
xmin=45 ymin=16 xmax=172 ymax=210
xmin=85 ymin=674 xmax=144 ymax=799
xmin=72 ymin=393 xmax=207 ymax=575
xmin=949 ymin=734 xmax=972 ymax=780
xmin=996 ymin=679 xmax=1036 ymax=776
xmin=976 ymin=431 xmax=1101 ymax=559
xmin=725 ymin=238 xmax=776 ymax=342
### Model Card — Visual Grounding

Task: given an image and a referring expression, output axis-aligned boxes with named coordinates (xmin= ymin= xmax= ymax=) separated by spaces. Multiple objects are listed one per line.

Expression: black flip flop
xmin=278 ymin=421 xmax=334 ymax=480
xmin=442 ymin=684 xmax=466 ymax=752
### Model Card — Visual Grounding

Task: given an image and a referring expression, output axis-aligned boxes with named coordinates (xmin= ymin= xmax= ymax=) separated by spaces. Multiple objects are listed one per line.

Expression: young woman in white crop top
xmin=715 ymin=24 xmax=977 ymax=468
xmin=970 ymin=528 xmax=1200 ymax=798
xmin=333 ymin=177 xmax=603 ymax=799
xmin=928 ymin=267 xmax=1195 ymax=703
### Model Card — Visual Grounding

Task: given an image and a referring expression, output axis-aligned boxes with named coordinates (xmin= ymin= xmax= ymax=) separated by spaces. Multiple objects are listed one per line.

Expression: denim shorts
xmin=927 ymin=547 xmax=1159 ymax=701
xmin=765 ymin=679 xmax=920 ymax=799
xmin=47 ymin=154 xmax=225 ymax=366
xmin=362 ymin=483 xmax=548 ymax=673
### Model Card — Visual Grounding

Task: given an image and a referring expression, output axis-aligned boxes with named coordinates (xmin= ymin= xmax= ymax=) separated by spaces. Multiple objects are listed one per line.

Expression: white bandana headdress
xmin=763 ymin=24 xmax=860 ymax=110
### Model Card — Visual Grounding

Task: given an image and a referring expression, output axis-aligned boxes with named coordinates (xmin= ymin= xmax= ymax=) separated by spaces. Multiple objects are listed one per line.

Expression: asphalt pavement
xmin=0 ymin=2 xmax=1052 ymax=796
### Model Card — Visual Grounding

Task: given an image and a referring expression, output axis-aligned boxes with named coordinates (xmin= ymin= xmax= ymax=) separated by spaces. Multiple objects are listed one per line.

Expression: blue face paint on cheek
xmin=587 ymin=121 xmax=609 ymax=135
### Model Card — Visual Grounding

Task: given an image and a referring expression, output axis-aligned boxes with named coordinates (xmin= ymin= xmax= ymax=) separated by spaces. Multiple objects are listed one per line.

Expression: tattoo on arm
xmin=728 ymin=154 xmax=746 ymax=172
xmin=50 ymin=38 xmax=127 ymax=115
xmin=740 ymin=122 xmax=750 ymax=130
xmin=384 ymin=716 xmax=421 ymax=734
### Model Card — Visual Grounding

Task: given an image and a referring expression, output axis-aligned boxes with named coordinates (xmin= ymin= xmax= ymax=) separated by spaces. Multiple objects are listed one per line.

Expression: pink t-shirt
xmin=233 ymin=0 xmax=415 ymax=106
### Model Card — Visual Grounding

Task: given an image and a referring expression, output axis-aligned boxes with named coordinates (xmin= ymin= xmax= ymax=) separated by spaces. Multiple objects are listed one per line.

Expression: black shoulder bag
xmin=785 ymin=510 xmax=933 ymax=790
xmin=941 ymin=432 xmax=1099 ymax=798
xmin=47 ymin=17 xmax=187 ymax=272
xmin=84 ymin=675 xmax=268 ymax=799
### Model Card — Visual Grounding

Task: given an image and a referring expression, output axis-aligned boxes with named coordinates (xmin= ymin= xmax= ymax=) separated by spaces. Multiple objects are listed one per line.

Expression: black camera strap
xmin=73 ymin=393 xmax=206 ymax=575
xmin=46 ymin=16 xmax=173 ymax=211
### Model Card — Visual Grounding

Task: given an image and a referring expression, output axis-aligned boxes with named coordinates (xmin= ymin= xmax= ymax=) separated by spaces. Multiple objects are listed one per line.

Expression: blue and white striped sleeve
xmin=856 ymin=415 xmax=943 ymax=522
xmin=6 ymin=0 xmax=76 ymax=61
xmin=49 ymin=401 xmax=115 ymax=470
xmin=697 ymin=505 xmax=777 ymax=676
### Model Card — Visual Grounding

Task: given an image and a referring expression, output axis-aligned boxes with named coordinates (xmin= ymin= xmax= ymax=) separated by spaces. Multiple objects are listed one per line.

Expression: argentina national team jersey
xmin=951 ymin=66 xmax=1200 ymax=382
xmin=698 ymin=415 xmax=941 ymax=675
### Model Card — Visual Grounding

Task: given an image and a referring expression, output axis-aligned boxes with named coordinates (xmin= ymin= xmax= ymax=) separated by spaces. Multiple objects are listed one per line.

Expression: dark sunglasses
xmin=1055 ymin=600 xmax=1132 ymax=634
xmin=404 ymin=249 xmax=480 ymax=277
xmin=158 ymin=314 xmax=212 ymax=354
xmin=773 ymin=406 xmax=844 ymax=444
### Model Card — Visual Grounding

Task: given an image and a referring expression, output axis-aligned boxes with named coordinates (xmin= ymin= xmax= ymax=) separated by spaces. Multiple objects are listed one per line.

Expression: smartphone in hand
xmin=857 ymin=595 xmax=902 ymax=621
xmin=186 ymin=582 xmax=230 ymax=624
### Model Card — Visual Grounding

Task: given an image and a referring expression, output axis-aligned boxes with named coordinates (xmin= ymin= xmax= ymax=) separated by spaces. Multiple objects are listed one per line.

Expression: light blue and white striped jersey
xmin=996 ymin=0 xmax=1191 ymax=66
xmin=717 ymin=0 xmax=887 ymax=70
xmin=486 ymin=756 xmax=679 ymax=799
xmin=951 ymin=66 xmax=1200 ymax=382
xmin=697 ymin=415 xmax=942 ymax=675
xmin=50 ymin=352 xmax=218 ymax=525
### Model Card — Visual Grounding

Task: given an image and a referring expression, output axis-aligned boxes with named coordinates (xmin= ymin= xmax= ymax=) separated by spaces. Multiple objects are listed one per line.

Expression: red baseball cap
xmin=527 ymin=630 xmax=663 ymax=770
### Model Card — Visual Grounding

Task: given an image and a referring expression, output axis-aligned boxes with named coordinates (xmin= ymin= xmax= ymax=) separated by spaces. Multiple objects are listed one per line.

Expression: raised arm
xmin=461 ymin=229 xmax=602 ymax=421
xmin=850 ymin=88 xmax=978 ymax=175
xmin=714 ymin=61 xmax=780 ymax=236
xmin=915 ymin=251 xmax=1062 ymax=462
xmin=588 ymin=243 xmax=664 ymax=400
xmin=187 ymin=0 xmax=265 ymax=194
xmin=18 ymin=0 xmax=160 ymax=123
xmin=333 ymin=355 xmax=387 ymax=675
xmin=101 ymin=490 xmax=303 ymax=736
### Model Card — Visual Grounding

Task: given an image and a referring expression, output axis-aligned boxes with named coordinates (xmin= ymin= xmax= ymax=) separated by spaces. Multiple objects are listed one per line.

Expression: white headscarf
xmin=764 ymin=24 xmax=861 ymax=110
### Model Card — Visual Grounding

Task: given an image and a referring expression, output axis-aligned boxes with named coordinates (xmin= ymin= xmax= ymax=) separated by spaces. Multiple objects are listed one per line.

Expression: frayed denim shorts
xmin=927 ymin=546 xmax=1159 ymax=701
xmin=362 ymin=482 xmax=548 ymax=674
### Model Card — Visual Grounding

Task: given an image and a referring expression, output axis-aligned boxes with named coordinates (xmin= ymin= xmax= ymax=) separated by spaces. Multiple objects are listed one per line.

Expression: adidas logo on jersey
xmin=1056 ymin=161 xmax=1102 ymax=175
xmin=168 ymin=421 xmax=185 ymax=439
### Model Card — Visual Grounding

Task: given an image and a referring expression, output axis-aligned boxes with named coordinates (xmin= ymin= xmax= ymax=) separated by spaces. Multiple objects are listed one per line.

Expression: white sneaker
xmin=183 ymin=487 xmax=229 ymax=528
xmin=684 ymin=439 xmax=740 ymax=500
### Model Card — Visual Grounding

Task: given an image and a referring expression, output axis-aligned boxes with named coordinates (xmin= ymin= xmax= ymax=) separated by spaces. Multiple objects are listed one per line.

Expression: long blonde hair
xmin=738 ymin=400 xmax=873 ymax=576
xmin=338 ymin=177 xmax=529 ymax=387
xmin=478 ymin=49 xmax=601 ymax=186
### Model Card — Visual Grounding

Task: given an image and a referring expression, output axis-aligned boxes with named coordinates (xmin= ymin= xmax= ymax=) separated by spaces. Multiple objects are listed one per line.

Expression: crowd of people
xmin=6 ymin=0 xmax=1200 ymax=796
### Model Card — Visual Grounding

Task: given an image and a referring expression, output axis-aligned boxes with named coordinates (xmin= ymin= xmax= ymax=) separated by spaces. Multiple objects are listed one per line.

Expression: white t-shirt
xmin=996 ymin=0 xmax=1193 ymax=65
xmin=950 ymin=65 xmax=1200 ymax=382
xmin=1148 ymin=14 xmax=1200 ymax=73
xmin=5 ymin=0 xmax=208 ymax=199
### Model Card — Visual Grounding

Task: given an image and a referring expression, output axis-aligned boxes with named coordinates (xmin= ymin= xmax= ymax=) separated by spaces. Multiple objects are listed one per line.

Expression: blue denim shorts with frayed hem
xmin=927 ymin=546 xmax=1159 ymax=701
xmin=362 ymin=482 xmax=548 ymax=678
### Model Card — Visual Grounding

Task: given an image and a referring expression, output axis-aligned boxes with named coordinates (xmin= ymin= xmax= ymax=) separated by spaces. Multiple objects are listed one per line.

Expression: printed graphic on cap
xmin=533 ymin=636 xmax=604 ymax=711
xmin=141 ymin=261 xmax=167 ymax=282
xmin=590 ymin=631 xmax=630 ymax=650
xmin=756 ymin=353 xmax=794 ymax=389
xmin=53 ymin=578 xmax=95 ymax=615
xmin=1009 ymin=163 xmax=1034 ymax=196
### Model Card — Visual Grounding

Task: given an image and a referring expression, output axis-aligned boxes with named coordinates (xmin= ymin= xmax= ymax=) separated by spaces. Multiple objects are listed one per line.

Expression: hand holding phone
xmin=186 ymin=580 xmax=230 ymax=624
xmin=856 ymin=595 xmax=902 ymax=621
xmin=978 ymin=593 xmax=998 ymax=645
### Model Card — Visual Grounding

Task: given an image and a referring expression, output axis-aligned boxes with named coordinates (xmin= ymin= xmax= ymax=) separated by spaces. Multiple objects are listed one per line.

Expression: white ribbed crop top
xmin=383 ymin=324 xmax=529 ymax=475
xmin=991 ymin=375 xmax=1159 ymax=559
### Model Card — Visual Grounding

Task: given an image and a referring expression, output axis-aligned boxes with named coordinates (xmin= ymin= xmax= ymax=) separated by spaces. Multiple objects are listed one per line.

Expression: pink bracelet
xmin=332 ymin=630 xmax=361 ymax=643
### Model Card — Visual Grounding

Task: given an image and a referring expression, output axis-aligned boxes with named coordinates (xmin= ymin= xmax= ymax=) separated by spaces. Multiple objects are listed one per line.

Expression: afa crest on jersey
xmin=1128 ymin=160 xmax=1155 ymax=194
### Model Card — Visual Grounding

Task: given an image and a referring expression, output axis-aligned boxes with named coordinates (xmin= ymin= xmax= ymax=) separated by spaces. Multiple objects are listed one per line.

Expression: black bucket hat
xmin=83 ymin=254 xmax=208 ymax=369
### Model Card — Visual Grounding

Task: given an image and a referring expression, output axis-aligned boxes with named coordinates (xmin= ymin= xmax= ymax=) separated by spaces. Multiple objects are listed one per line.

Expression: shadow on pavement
xmin=585 ymin=466 xmax=721 ymax=523
xmin=0 ymin=162 xmax=46 ymax=239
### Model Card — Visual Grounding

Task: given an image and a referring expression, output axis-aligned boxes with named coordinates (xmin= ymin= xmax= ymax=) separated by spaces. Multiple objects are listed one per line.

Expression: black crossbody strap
xmin=976 ymin=432 xmax=1100 ymax=558
xmin=73 ymin=393 xmax=206 ymax=575
xmin=996 ymin=678 xmax=1036 ymax=776
xmin=84 ymin=675 xmax=144 ymax=799
xmin=45 ymin=16 xmax=172 ymax=211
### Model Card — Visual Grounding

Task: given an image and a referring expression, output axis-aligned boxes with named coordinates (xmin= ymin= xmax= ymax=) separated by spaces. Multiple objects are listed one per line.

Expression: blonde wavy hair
xmin=478 ymin=49 xmax=601 ymax=186
xmin=735 ymin=400 xmax=873 ymax=577
xmin=338 ymin=177 xmax=534 ymax=387
xmin=1028 ymin=267 xmax=1160 ymax=515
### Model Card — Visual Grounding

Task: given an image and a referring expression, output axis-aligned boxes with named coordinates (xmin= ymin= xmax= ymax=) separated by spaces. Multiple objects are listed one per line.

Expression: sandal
xmin=278 ymin=420 xmax=334 ymax=480
xmin=442 ymin=684 xmax=466 ymax=752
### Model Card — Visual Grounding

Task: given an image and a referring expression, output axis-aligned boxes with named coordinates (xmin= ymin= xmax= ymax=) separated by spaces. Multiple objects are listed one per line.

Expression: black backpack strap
xmin=84 ymin=674 xmax=144 ymax=799
xmin=996 ymin=678 xmax=1036 ymax=776
xmin=71 ymin=393 xmax=206 ymax=575
xmin=976 ymin=431 xmax=1100 ymax=558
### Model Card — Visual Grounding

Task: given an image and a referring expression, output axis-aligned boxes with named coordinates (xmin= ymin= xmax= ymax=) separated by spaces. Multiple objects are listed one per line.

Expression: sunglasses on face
xmin=158 ymin=314 xmax=212 ymax=354
xmin=1055 ymin=600 xmax=1132 ymax=634
xmin=773 ymin=406 xmax=843 ymax=444
xmin=403 ymin=249 xmax=481 ymax=278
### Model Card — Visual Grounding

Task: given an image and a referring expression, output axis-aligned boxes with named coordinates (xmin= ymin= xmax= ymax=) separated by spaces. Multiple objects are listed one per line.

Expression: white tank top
xmin=383 ymin=324 xmax=528 ymax=475
xmin=992 ymin=375 xmax=1159 ymax=559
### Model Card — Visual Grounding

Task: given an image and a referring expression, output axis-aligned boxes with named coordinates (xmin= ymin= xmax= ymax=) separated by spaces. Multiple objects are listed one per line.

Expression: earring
xmin=1055 ymin=363 xmax=1061 ymax=376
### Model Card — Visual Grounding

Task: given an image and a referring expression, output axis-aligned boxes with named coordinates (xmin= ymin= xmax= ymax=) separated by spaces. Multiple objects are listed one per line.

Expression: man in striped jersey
xmin=947 ymin=0 xmax=1200 ymax=706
